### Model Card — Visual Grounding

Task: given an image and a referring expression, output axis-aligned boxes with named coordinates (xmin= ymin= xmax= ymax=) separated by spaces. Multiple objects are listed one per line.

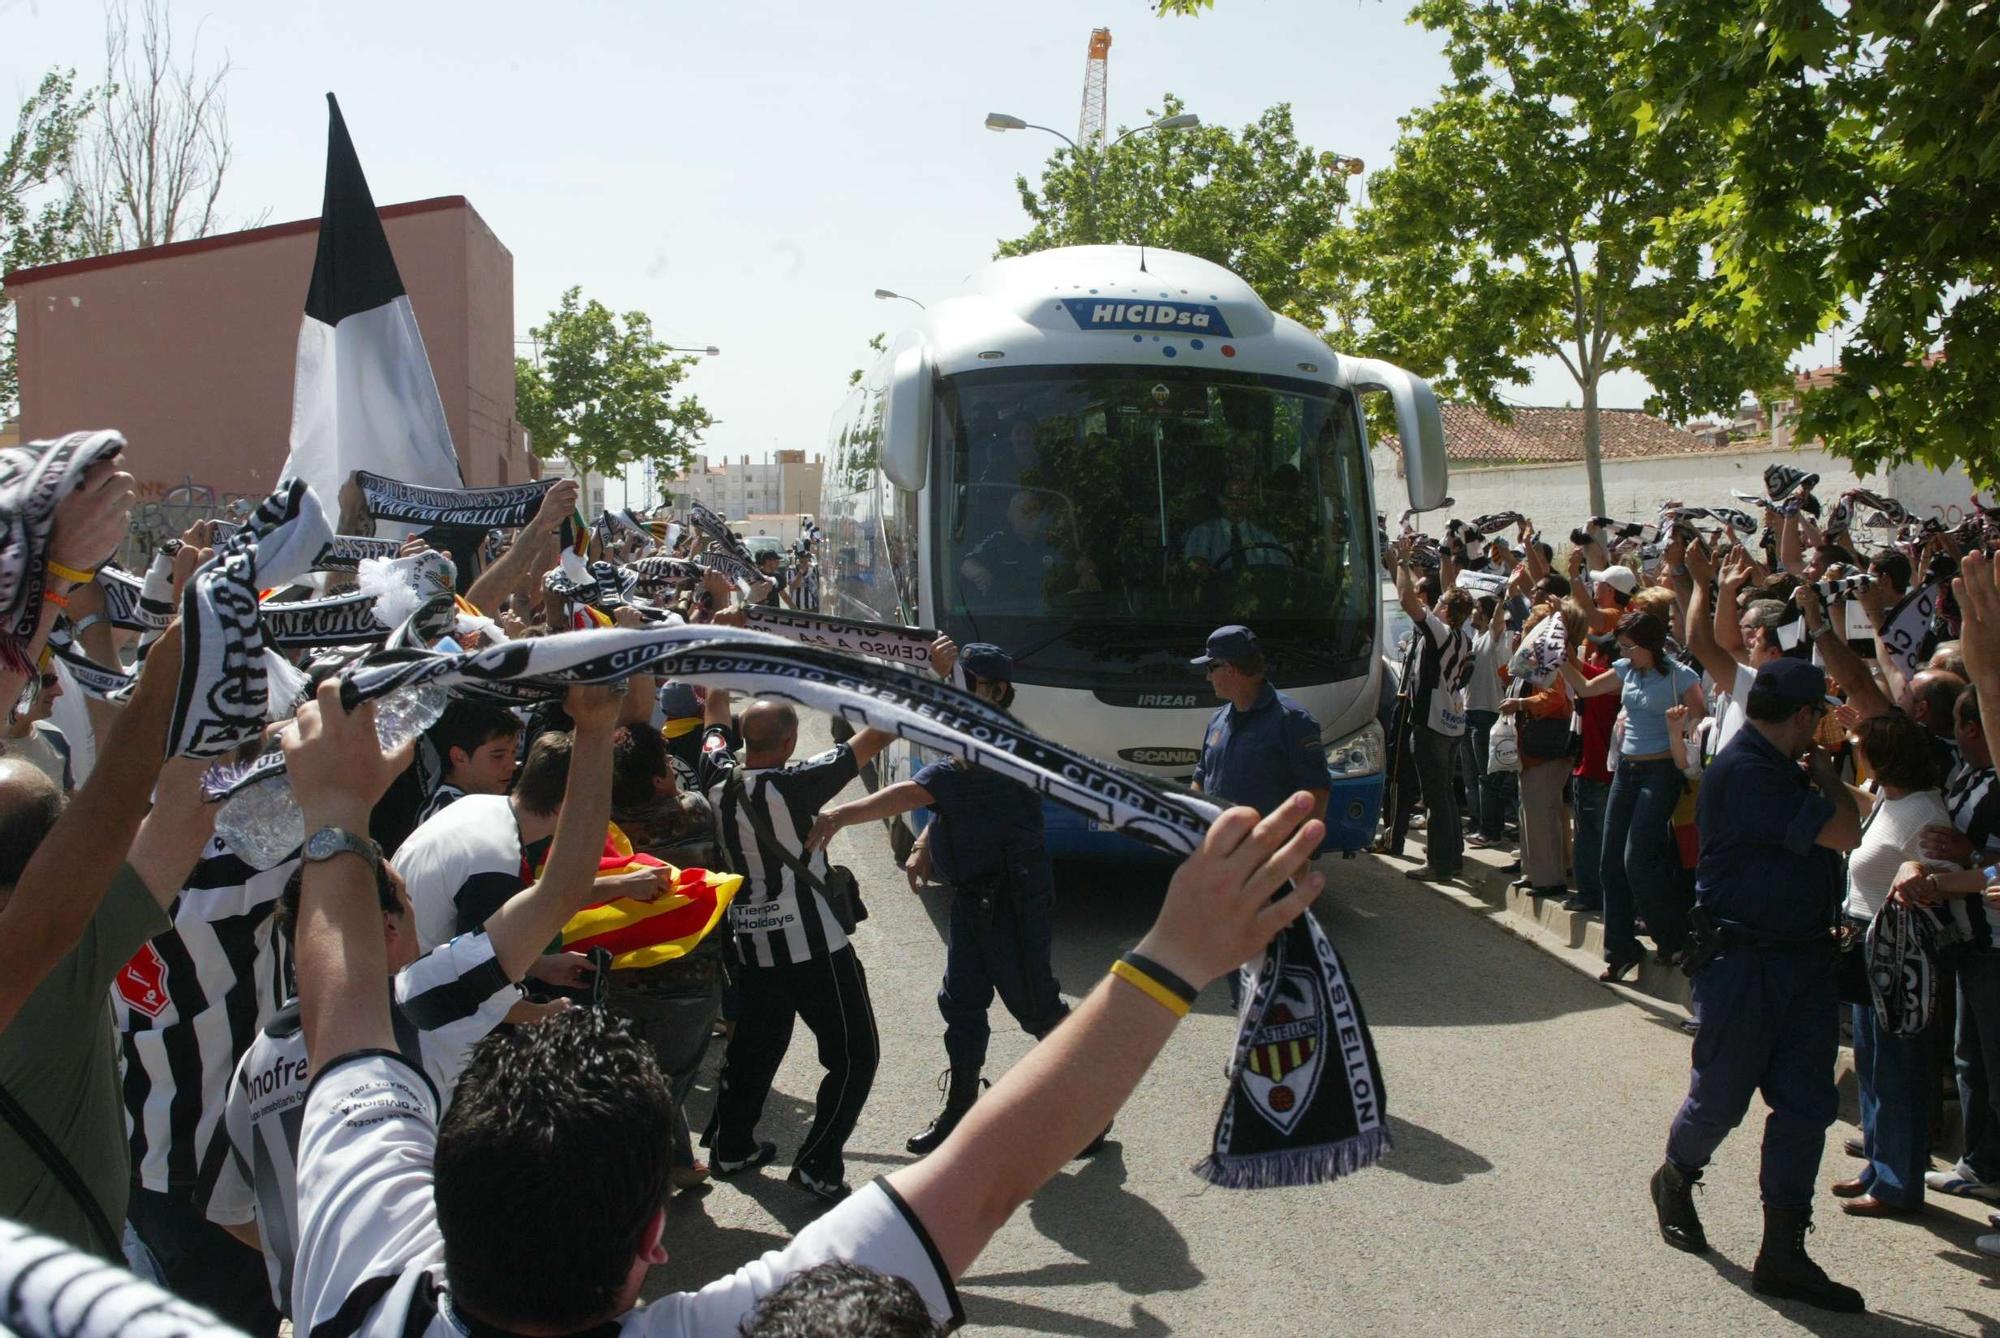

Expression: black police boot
xmin=1751 ymin=1205 xmax=1865 ymax=1313
xmin=1650 ymin=1161 xmax=1709 ymax=1254
xmin=907 ymin=1068 xmax=985 ymax=1155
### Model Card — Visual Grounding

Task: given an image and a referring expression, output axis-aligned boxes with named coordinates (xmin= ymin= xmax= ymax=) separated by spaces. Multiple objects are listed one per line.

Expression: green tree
xmin=997 ymin=95 xmax=1355 ymax=328
xmin=1332 ymin=0 xmax=1790 ymax=516
xmin=515 ymin=287 xmax=712 ymax=483
xmin=1 ymin=70 xmax=91 ymax=420
xmin=1633 ymin=1 xmax=2000 ymax=484
xmin=847 ymin=331 xmax=885 ymax=387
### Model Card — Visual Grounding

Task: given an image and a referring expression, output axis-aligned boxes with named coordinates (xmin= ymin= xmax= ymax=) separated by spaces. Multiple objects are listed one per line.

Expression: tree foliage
xmin=847 ymin=331 xmax=885 ymax=388
xmin=1331 ymin=0 xmax=1791 ymax=515
xmin=1633 ymin=0 xmax=2000 ymax=484
xmin=0 ymin=70 xmax=90 ymax=419
xmin=996 ymin=95 xmax=1354 ymax=328
xmin=66 ymin=0 xmax=256 ymax=254
xmin=515 ymin=287 xmax=712 ymax=483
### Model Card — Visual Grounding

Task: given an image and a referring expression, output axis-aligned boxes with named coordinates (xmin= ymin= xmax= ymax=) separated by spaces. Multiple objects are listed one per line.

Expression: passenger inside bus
xmin=1182 ymin=477 xmax=1292 ymax=574
xmin=958 ymin=489 xmax=1101 ymax=603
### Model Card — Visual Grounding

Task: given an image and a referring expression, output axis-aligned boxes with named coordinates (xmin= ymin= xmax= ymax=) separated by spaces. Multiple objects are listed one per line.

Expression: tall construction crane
xmin=1078 ymin=28 xmax=1111 ymax=154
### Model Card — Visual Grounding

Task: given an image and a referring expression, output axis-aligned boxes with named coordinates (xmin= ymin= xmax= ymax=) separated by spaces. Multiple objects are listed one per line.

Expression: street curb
xmin=1371 ymin=840 xmax=1695 ymax=1013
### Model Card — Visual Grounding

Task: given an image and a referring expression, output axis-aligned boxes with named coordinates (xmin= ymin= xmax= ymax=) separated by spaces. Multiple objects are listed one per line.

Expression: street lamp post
xmin=663 ymin=345 xmax=722 ymax=356
xmin=873 ymin=289 xmax=926 ymax=310
xmin=984 ymin=110 xmax=1199 ymax=243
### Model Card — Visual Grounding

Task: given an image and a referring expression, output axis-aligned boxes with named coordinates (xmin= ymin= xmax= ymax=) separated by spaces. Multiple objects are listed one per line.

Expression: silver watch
xmin=303 ymin=826 xmax=381 ymax=867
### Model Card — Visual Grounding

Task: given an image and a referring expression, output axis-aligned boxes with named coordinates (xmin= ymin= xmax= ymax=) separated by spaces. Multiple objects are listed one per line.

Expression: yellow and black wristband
xmin=1110 ymin=951 xmax=1198 ymax=1018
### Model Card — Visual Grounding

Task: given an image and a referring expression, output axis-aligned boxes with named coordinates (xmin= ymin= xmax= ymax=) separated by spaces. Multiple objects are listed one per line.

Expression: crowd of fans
xmin=0 ymin=437 xmax=1327 ymax=1337
xmin=1381 ymin=479 xmax=2000 ymax=1266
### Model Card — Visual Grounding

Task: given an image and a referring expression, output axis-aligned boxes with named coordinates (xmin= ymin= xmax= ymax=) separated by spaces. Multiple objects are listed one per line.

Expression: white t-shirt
xmin=1706 ymin=661 xmax=1759 ymax=764
xmin=209 ymin=931 xmax=520 ymax=1315
xmin=1843 ymin=790 xmax=1954 ymax=920
xmin=293 ymin=1052 xmax=962 ymax=1336
xmin=394 ymin=794 xmax=530 ymax=952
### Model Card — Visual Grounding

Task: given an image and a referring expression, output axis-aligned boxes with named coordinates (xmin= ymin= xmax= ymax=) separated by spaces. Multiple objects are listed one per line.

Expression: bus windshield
xmin=934 ymin=364 xmax=1374 ymax=690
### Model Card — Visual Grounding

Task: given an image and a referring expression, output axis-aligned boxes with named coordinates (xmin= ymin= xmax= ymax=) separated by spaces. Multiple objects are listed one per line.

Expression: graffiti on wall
xmin=121 ymin=477 xmax=258 ymax=568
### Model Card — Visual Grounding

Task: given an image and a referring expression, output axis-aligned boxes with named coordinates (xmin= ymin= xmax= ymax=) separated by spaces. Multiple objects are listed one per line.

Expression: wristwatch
xmin=303 ymin=826 xmax=381 ymax=868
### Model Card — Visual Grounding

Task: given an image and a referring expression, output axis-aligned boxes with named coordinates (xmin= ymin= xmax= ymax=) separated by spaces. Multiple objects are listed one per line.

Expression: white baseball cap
xmin=1589 ymin=566 xmax=1639 ymax=596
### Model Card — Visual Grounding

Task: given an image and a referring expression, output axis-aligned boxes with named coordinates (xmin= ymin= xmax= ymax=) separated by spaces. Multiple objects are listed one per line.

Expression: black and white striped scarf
xmin=167 ymin=481 xmax=332 ymax=758
xmin=741 ymin=605 xmax=938 ymax=669
xmin=0 ymin=428 xmax=127 ymax=644
xmin=310 ymin=534 xmax=402 ymax=572
xmin=355 ymin=471 xmax=561 ymax=530
xmin=332 ymin=626 xmax=1391 ymax=1188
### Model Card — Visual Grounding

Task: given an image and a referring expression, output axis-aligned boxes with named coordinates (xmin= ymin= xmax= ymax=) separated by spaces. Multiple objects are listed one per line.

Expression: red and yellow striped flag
xmin=556 ymin=824 xmax=741 ymax=970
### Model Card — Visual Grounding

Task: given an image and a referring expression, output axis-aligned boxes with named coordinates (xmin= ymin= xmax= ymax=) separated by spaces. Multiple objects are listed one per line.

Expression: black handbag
xmin=1511 ymin=682 xmax=1574 ymax=759
xmin=727 ymin=772 xmax=868 ymax=934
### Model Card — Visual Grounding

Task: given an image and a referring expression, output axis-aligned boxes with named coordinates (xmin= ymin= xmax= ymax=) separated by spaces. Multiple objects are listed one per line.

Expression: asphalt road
xmin=646 ymin=724 xmax=2000 ymax=1335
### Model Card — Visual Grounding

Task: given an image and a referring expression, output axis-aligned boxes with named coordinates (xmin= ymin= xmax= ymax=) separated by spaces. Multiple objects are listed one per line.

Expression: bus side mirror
xmin=1344 ymin=357 xmax=1448 ymax=513
xmin=882 ymin=345 xmax=932 ymax=492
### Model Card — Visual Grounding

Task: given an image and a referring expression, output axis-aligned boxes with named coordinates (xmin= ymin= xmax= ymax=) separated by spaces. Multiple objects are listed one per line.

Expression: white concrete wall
xmin=1370 ymin=442 xmax=1913 ymax=531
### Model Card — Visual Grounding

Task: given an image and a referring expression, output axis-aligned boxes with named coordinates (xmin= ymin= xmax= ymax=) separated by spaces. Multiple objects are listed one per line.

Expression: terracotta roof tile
xmin=1382 ymin=405 xmax=1729 ymax=465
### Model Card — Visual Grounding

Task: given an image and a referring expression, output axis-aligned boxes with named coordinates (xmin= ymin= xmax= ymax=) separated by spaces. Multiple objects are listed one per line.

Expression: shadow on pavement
xmin=652 ymin=1189 xmax=790 ymax=1299
xmin=957 ymin=1295 xmax=1170 ymax=1337
xmin=1378 ymin=1114 xmax=1494 ymax=1185
xmin=1695 ymin=1245 xmax=1993 ymax=1335
xmin=967 ymin=1144 xmax=1203 ymax=1296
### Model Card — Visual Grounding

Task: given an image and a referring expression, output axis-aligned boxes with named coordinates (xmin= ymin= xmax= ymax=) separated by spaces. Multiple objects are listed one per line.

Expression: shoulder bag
xmin=726 ymin=771 xmax=867 ymax=935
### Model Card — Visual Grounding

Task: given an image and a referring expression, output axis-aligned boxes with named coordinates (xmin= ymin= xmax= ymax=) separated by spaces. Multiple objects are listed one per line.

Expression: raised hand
xmin=1134 ymin=791 xmax=1326 ymax=990
xmin=564 ymin=683 xmax=625 ymax=735
xmin=1955 ymin=550 xmax=2000 ymax=688
xmin=283 ymin=681 xmax=414 ymax=827
xmin=50 ymin=458 xmax=137 ymax=574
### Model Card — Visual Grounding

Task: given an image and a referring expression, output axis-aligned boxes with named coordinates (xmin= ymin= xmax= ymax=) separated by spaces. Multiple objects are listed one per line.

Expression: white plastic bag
xmin=1488 ymin=713 xmax=1521 ymax=774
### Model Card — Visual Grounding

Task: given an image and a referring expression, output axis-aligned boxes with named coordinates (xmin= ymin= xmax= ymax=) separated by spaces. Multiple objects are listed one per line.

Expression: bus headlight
xmin=1325 ymin=721 xmax=1385 ymax=779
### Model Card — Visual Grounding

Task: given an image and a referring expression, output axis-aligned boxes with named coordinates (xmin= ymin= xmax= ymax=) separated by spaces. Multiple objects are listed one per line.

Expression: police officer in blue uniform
xmin=1651 ymin=658 xmax=1866 ymax=1313
xmin=807 ymin=640 xmax=1077 ymax=1156
xmin=1191 ymin=625 xmax=1332 ymax=825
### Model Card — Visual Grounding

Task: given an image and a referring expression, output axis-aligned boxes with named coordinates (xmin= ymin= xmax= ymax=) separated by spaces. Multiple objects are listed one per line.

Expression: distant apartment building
xmin=667 ymin=449 xmax=821 ymax=521
xmin=543 ymin=454 xmax=607 ymax=518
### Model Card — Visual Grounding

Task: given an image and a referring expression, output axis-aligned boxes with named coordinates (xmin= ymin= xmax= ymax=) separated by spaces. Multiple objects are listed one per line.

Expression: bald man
xmin=698 ymin=684 xmax=895 ymax=1203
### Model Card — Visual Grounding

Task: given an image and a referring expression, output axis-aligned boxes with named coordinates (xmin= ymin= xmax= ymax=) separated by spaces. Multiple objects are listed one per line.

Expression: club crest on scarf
xmin=1240 ymin=965 xmax=1327 ymax=1134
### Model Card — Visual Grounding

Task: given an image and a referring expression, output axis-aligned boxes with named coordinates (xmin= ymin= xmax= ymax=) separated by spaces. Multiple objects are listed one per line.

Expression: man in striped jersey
xmin=698 ymin=679 xmax=895 ymax=1203
xmin=116 ymin=830 xmax=301 ymax=1336
xmin=206 ymin=684 xmax=649 ymax=1316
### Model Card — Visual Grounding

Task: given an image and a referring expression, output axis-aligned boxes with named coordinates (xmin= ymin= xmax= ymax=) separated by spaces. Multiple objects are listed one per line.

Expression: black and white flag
xmin=281 ymin=95 xmax=464 ymax=526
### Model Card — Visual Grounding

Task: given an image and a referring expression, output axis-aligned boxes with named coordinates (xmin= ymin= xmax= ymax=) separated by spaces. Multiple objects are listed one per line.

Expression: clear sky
xmin=6 ymin=0 xmax=1668 ymax=486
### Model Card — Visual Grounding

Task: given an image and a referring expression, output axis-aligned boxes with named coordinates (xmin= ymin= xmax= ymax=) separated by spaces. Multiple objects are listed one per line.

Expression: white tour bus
xmin=820 ymin=244 xmax=1447 ymax=859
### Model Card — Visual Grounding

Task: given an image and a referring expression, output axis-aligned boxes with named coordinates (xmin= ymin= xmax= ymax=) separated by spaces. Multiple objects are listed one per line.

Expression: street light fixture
xmin=664 ymin=345 xmax=721 ymax=356
xmin=983 ymin=110 xmax=1201 ymax=183
xmin=874 ymin=289 xmax=926 ymax=310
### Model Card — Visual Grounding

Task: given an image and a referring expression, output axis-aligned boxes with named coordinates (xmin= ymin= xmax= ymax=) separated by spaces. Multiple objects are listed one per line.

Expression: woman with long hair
xmin=1562 ymin=607 xmax=1707 ymax=980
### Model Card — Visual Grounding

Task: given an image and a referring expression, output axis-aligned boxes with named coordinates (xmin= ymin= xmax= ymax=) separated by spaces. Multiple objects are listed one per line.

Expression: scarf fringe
xmin=1192 ymin=1127 xmax=1393 ymax=1190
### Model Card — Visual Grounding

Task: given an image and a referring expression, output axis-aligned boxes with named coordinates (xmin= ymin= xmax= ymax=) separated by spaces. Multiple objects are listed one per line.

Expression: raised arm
xmin=888 ymin=792 xmax=1326 ymax=1277
xmin=1797 ymin=584 xmax=1892 ymax=720
xmin=478 ymin=687 xmax=652 ymax=982
xmin=284 ymin=683 xmax=418 ymax=1067
xmin=126 ymin=753 xmax=223 ymax=908
xmin=1954 ymin=550 xmax=2000 ymax=774
xmin=1713 ymin=547 xmax=1753 ymax=658
xmin=1680 ymin=540 xmax=1735 ymax=683
xmin=0 ymin=618 xmax=182 ymax=1031
xmin=806 ymin=780 xmax=936 ymax=852
xmin=466 ymin=478 xmax=578 ymax=614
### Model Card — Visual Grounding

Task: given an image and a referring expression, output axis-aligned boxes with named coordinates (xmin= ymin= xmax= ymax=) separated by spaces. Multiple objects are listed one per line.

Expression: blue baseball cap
xmin=1752 ymin=657 xmax=1828 ymax=709
xmin=960 ymin=642 xmax=1014 ymax=682
xmin=1191 ymin=624 xmax=1260 ymax=668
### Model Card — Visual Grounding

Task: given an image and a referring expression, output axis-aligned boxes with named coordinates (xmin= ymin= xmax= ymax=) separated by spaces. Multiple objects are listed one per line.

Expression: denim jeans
xmin=1571 ymin=775 xmax=1610 ymax=905
xmin=1413 ymin=725 xmax=1463 ymax=874
xmin=1600 ymin=757 xmax=1685 ymax=963
xmin=1466 ymin=709 xmax=1515 ymax=839
xmin=1852 ymin=999 xmax=1930 ymax=1206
